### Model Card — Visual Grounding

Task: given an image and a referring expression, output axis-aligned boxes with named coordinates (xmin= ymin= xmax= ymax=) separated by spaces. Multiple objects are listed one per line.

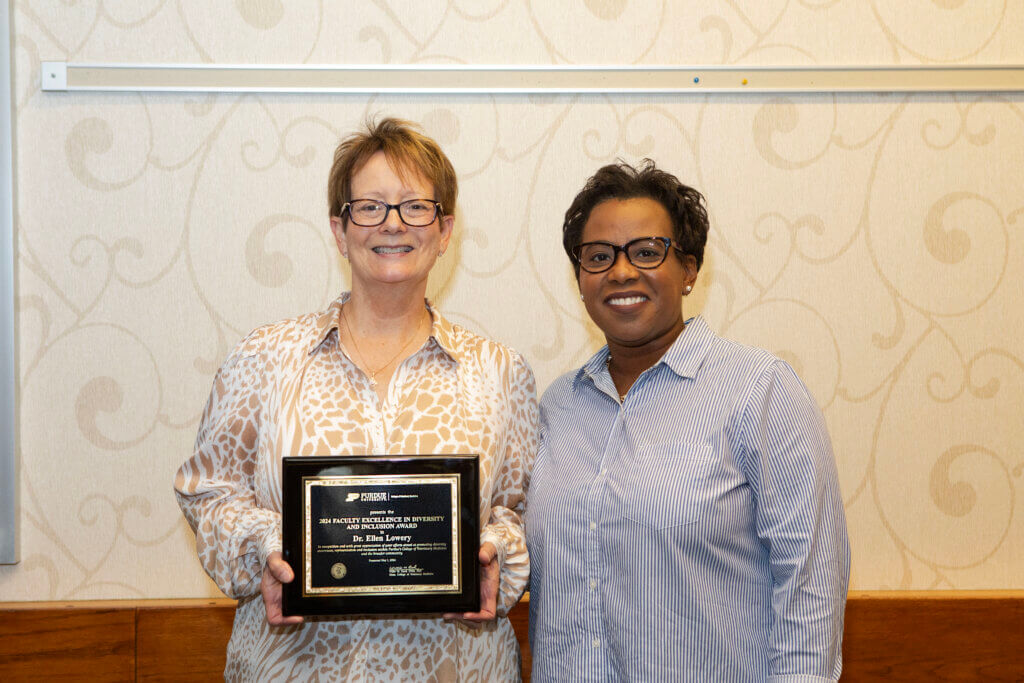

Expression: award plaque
xmin=281 ymin=455 xmax=480 ymax=616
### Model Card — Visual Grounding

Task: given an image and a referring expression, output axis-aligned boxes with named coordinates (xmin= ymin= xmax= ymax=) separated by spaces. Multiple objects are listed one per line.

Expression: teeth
xmin=608 ymin=296 xmax=646 ymax=306
xmin=373 ymin=246 xmax=412 ymax=254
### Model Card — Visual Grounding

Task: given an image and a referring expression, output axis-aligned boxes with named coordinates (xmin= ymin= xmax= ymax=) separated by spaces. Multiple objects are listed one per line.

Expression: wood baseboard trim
xmin=1 ymin=591 xmax=1021 ymax=681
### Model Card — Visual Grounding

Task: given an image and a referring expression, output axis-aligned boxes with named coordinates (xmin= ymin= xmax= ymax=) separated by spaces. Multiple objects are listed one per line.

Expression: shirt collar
xmin=659 ymin=315 xmax=715 ymax=379
xmin=426 ymin=303 xmax=465 ymax=366
xmin=572 ymin=314 xmax=715 ymax=390
xmin=307 ymin=292 xmax=462 ymax=366
xmin=576 ymin=346 xmax=612 ymax=388
xmin=308 ymin=294 xmax=347 ymax=355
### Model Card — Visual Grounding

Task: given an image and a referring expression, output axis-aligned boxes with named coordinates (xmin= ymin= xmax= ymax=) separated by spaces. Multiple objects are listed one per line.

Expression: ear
xmin=681 ymin=254 xmax=698 ymax=293
xmin=329 ymin=216 xmax=348 ymax=258
xmin=438 ymin=214 xmax=454 ymax=255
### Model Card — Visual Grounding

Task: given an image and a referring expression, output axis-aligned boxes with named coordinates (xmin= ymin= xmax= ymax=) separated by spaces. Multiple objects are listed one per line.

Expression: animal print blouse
xmin=174 ymin=293 xmax=537 ymax=681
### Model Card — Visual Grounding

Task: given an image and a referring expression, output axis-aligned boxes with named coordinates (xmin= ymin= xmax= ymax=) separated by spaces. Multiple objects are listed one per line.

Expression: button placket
xmin=582 ymin=409 xmax=620 ymax=658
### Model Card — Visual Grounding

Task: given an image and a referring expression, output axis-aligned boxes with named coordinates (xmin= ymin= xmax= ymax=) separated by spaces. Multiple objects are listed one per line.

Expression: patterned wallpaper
xmin=3 ymin=1 xmax=1023 ymax=600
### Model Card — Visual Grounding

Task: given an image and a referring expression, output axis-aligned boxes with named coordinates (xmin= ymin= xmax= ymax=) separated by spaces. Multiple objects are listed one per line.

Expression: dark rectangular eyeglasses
xmin=572 ymin=236 xmax=683 ymax=273
xmin=342 ymin=199 xmax=442 ymax=227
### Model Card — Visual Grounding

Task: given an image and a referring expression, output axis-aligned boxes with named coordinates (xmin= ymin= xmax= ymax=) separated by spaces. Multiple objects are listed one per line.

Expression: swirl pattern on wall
xmin=4 ymin=0 xmax=1023 ymax=599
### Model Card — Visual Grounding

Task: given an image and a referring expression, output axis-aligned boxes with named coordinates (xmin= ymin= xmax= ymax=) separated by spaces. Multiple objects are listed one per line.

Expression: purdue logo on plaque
xmin=281 ymin=455 xmax=480 ymax=617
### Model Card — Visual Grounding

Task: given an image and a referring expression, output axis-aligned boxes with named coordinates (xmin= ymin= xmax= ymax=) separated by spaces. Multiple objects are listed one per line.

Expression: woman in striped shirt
xmin=525 ymin=160 xmax=849 ymax=682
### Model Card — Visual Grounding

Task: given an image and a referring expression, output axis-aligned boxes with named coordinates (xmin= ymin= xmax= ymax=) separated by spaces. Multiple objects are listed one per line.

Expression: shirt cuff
xmin=480 ymin=529 xmax=507 ymax=568
xmin=768 ymin=675 xmax=838 ymax=683
xmin=257 ymin=526 xmax=282 ymax=568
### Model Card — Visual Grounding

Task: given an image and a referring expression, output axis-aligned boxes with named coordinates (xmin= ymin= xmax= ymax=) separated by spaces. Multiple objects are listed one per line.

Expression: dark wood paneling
xmin=2 ymin=593 xmax=1022 ymax=682
xmin=842 ymin=593 xmax=1024 ymax=682
xmin=136 ymin=602 xmax=235 ymax=682
xmin=508 ymin=602 xmax=531 ymax=680
xmin=0 ymin=607 xmax=135 ymax=681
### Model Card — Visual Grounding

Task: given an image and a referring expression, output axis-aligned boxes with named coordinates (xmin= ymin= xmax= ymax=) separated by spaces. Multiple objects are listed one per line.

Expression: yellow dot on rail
xmin=742 ymin=78 xmax=748 ymax=85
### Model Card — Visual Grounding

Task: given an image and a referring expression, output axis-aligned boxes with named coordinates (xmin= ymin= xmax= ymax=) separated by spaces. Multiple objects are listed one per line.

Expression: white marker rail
xmin=40 ymin=62 xmax=1024 ymax=94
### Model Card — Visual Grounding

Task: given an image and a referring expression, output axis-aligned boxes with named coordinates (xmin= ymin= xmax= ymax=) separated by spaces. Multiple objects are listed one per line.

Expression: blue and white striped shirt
xmin=526 ymin=316 xmax=849 ymax=682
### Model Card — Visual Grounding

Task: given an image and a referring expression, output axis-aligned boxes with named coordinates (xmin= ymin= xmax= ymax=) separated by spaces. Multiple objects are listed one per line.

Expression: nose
xmin=380 ymin=205 xmax=406 ymax=233
xmin=607 ymin=250 xmax=638 ymax=282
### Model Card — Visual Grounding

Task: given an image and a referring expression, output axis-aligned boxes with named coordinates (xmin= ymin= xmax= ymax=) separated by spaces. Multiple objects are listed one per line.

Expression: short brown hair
xmin=327 ymin=117 xmax=458 ymax=225
xmin=563 ymin=159 xmax=709 ymax=276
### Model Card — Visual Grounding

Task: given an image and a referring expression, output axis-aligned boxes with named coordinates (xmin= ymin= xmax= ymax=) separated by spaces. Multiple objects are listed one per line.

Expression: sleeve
xmin=480 ymin=350 xmax=539 ymax=616
xmin=173 ymin=333 xmax=282 ymax=600
xmin=739 ymin=360 xmax=850 ymax=683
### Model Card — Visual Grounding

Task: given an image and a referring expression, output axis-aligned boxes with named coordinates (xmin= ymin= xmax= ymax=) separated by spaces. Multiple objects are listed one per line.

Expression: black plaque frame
xmin=282 ymin=455 xmax=479 ymax=616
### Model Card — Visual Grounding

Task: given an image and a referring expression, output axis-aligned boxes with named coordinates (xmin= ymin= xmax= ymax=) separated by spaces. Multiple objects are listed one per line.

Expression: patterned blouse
xmin=174 ymin=293 xmax=537 ymax=681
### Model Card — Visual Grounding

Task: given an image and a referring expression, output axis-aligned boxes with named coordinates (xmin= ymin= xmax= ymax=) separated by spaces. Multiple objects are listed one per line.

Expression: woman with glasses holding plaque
xmin=525 ymin=161 xmax=850 ymax=682
xmin=175 ymin=118 xmax=537 ymax=681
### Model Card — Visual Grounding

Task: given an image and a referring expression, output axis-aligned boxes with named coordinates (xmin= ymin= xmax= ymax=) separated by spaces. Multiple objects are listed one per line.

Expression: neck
xmin=606 ymin=316 xmax=686 ymax=380
xmin=346 ymin=281 xmax=429 ymax=335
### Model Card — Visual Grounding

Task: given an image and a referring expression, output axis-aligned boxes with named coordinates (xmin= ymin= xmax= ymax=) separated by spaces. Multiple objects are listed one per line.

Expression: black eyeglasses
xmin=572 ymin=236 xmax=684 ymax=273
xmin=341 ymin=198 xmax=442 ymax=227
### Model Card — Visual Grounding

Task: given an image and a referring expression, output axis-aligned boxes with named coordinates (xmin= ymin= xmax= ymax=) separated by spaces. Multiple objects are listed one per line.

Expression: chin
xmin=596 ymin=318 xmax=649 ymax=339
xmin=367 ymin=267 xmax=431 ymax=286
xmin=601 ymin=329 xmax=647 ymax=346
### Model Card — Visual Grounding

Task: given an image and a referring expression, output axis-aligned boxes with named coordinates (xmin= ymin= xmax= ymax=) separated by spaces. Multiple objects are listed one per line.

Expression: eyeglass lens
xmin=578 ymin=238 xmax=669 ymax=272
xmin=348 ymin=199 xmax=438 ymax=226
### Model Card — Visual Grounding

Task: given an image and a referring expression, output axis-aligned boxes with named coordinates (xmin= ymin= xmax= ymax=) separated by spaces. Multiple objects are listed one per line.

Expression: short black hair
xmin=562 ymin=159 xmax=709 ymax=276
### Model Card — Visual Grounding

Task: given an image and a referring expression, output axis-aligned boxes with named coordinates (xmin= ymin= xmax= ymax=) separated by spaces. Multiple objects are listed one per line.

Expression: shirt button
xmin=592 ymin=638 xmax=600 ymax=648
xmin=589 ymin=579 xmax=597 ymax=590
xmin=588 ymin=521 xmax=596 ymax=530
xmin=600 ymin=468 xmax=607 ymax=476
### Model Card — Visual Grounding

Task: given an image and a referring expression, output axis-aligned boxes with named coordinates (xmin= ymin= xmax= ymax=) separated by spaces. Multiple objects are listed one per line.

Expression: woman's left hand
xmin=443 ymin=541 xmax=499 ymax=627
xmin=261 ymin=551 xmax=304 ymax=626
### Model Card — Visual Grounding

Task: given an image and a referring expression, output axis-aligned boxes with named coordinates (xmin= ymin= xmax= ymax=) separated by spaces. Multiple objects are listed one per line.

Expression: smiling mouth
xmin=607 ymin=295 xmax=648 ymax=306
xmin=372 ymin=246 xmax=413 ymax=254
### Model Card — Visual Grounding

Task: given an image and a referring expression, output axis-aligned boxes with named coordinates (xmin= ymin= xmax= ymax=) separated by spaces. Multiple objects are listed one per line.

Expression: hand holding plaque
xmin=442 ymin=541 xmax=500 ymax=627
xmin=261 ymin=551 xmax=304 ymax=626
xmin=281 ymin=455 xmax=480 ymax=616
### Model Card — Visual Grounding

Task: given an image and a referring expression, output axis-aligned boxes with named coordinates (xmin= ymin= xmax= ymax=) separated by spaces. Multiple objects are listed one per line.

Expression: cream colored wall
xmin=3 ymin=1 xmax=1022 ymax=600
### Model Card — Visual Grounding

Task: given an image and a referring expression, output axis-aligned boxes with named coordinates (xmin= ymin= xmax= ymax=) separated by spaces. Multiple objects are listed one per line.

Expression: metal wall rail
xmin=2 ymin=0 xmax=18 ymax=565
xmin=41 ymin=62 xmax=1024 ymax=94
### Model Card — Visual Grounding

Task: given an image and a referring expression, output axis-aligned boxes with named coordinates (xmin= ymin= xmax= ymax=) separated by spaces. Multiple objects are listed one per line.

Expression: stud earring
xmin=685 ymin=285 xmax=692 ymax=294
xmin=580 ymin=294 xmax=585 ymax=301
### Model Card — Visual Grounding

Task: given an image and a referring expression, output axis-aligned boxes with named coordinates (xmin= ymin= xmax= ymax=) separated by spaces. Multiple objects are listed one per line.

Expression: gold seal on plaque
xmin=331 ymin=562 xmax=348 ymax=580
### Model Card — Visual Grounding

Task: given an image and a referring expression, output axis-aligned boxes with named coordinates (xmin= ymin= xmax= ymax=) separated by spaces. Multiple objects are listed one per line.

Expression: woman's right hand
xmin=261 ymin=551 xmax=304 ymax=626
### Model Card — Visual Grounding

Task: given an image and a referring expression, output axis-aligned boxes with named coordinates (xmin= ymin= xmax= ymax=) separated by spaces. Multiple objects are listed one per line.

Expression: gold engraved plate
xmin=302 ymin=474 xmax=462 ymax=597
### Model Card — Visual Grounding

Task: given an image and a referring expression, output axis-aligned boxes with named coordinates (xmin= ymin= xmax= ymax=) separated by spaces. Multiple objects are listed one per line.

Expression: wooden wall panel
xmin=508 ymin=602 xmax=531 ymax=678
xmin=1 ymin=593 xmax=1022 ymax=681
xmin=0 ymin=606 xmax=135 ymax=681
xmin=136 ymin=601 xmax=235 ymax=682
xmin=842 ymin=592 xmax=1024 ymax=682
